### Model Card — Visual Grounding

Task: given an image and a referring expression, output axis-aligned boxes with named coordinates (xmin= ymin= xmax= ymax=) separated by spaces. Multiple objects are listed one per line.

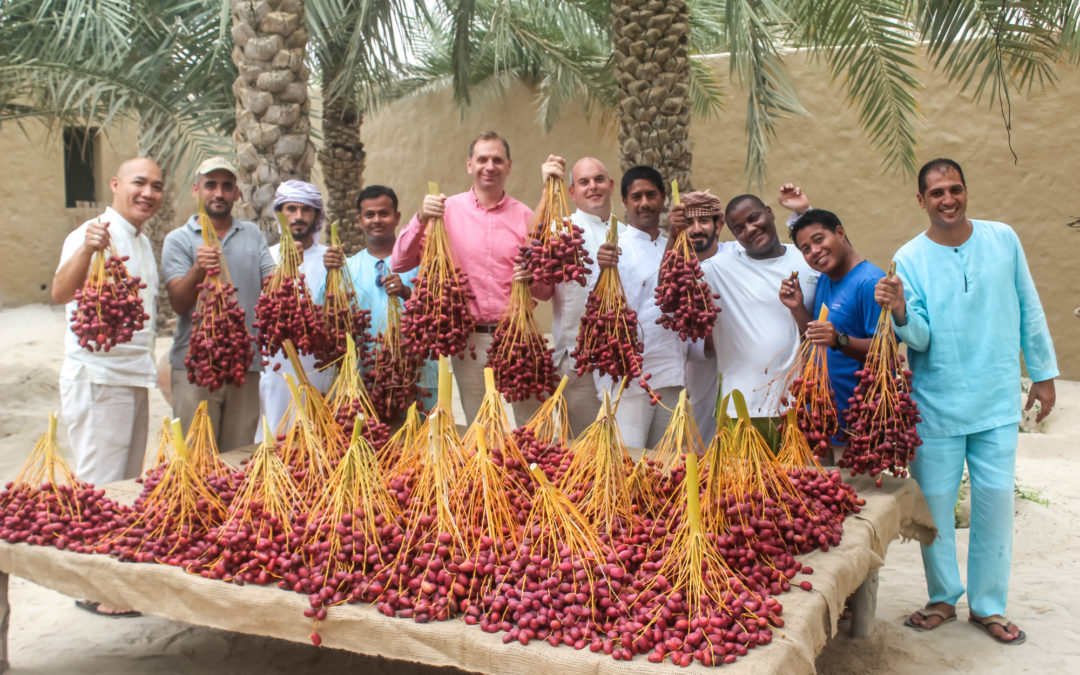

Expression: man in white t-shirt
xmin=691 ymin=193 xmax=817 ymax=448
xmin=527 ymin=155 xmax=625 ymax=436
xmin=52 ymin=157 xmax=164 ymax=486
xmin=257 ymin=181 xmax=334 ymax=439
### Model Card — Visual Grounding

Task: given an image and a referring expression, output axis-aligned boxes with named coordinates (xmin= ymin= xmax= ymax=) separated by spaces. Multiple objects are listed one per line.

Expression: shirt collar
xmin=624 ymin=225 xmax=661 ymax=242
xmin=469 ymin=187 xmax=509 ymax=210
xmin=573 ymin=209 xmax=608 ymax=229
xmin=103 ymin=206 xmax=138 ymax=237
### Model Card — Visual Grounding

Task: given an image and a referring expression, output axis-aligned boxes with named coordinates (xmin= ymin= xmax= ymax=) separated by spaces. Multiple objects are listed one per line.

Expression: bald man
xmin=53 ymin=157 xmax=164 ymax=486
xmin=527 ymin=155 xmax=625 ymax=436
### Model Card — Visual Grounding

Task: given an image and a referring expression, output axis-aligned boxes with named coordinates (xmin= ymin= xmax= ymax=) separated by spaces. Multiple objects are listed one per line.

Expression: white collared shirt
xmin=549 ymin=210 xmax=626 ymax=361
xmin=58 ymin=207 xmax=158 ymax=387
xmin=597 ymin=225 xmax=688 ymax=394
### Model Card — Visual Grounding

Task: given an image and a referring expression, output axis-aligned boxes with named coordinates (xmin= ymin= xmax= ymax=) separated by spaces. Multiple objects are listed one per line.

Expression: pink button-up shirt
xmin=392 ymin=188 xmax=533 ymax=323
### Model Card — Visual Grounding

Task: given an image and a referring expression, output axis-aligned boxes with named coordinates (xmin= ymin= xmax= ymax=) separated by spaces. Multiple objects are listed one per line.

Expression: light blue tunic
xmin=316 ymin=249 xmax=437 ymax=390
xmin=892 ymin=220 xmax=1057 ymax=438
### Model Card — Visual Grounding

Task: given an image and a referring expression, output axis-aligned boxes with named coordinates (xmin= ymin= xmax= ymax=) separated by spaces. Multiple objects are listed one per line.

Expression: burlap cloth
xmin=0 ymin=450 xmax=933 ymax=674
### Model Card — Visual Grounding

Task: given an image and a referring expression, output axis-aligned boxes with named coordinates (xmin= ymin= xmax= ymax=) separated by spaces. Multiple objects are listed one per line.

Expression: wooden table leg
xmin=849 ymin=569 xmax=878 ymax=638
xmin=0 ymin=571 xmax=9 ymax=673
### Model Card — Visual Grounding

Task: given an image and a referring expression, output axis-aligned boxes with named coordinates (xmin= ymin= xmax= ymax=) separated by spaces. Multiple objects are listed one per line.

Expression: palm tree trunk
xmin=611 ymin=0 xmax=693 ymax=191
xmin=230 ymin=0 xmax=316 ymax=242
xmin=318 ymin=84 xmax=366 ymax=254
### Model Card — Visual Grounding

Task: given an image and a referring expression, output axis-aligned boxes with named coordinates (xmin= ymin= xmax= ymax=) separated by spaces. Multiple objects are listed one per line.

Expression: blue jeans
xmin=911 ymin=423 xmax=1017 ymax=617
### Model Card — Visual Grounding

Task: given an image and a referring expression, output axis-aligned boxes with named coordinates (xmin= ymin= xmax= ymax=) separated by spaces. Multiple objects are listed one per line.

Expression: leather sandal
xmin=904 ymin=604 xmax=956 ymax=631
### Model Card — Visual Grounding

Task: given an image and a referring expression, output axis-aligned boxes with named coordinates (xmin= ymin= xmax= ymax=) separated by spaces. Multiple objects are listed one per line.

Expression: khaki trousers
xmin=454 ymin=331 xmax=543 ymax=428
xmin=171 ymin=369 xmax=261 ymax=452
xmin=555 ymin=354 xmax=602 ymax=438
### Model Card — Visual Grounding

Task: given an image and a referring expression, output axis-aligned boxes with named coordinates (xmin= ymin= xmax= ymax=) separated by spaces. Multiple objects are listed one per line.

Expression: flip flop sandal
xmin=969 ymin=615 xmax=1026 ymax=645
xmin=75 ymin=599 xmax=142 ymax=618
xmin=904 ymin=605 xmax=957 ymax=631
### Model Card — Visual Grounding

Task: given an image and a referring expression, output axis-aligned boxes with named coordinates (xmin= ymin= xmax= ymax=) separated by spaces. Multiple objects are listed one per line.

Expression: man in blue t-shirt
xmin=779 ymin=207 xmax=885 ymax=453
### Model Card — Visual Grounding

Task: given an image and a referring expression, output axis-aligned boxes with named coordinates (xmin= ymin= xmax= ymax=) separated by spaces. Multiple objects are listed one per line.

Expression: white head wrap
xmin=274 ymin=180 xmax=326 ymax=231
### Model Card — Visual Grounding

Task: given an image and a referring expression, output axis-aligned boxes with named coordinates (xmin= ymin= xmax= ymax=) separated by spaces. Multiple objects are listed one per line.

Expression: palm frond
xmin=725 ymin=0 xmax=807 ymax=187
xmin=795 ymin=0 xmax=921 ymax=174
xmin=0 ymin=0 xmax=235 ymax=177
xmin=689 ymin=56 xmax=725 ymax=118
xmin=917 ymin=0 xmax=1066 ymax=101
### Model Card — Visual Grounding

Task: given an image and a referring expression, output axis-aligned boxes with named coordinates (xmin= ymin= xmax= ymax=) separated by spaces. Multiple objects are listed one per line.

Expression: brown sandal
xmin=904 ymin=604 xmax=956 ymax=631
xmin=969 ymin=614 xmax=1026 ymax=645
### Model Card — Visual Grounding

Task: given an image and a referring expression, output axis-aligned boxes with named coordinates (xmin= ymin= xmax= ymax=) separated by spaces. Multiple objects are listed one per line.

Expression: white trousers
xmin=256 ymin=351 xmax=336 ymax=442
xmin=607 ymin=385 xmax=682 ymax=451
xmin=59 ymin=377 xmax=149 ymax=485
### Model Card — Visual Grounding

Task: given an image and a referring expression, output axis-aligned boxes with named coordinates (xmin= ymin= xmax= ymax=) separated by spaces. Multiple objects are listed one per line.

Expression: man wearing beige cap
xmin=161 ymin=157 xmax=274 ymax=450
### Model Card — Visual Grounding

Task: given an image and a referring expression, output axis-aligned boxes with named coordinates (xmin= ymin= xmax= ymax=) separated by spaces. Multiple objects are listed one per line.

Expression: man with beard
xmin=162 ymin=157 xmax=274 ymax=450
xmin=321 ymin=184 xmax=437 ymax=413
xmin=593 ymin=166 xmax=688 ymax=449
xmin=685 ymin=194 xmax=817 ymax=449
xmin=392 ymin=131 xmax=537 ymax=425
xmin=678 ymin=190 xmax=737 ymax=442
xmin=256 ymin=181 xmax=334 ymax=440
xmin=527 ymin=155 xmax=625 ymax=436
xmin=876 ymin=158 xmax=1056 ymax=644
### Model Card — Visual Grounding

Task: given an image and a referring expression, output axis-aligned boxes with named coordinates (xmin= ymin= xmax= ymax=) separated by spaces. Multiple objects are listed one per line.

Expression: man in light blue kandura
xmin=876 ymin=158 xmax=1057 ymax=646
xmin=320 ymin=184 xmax=436 ymax=411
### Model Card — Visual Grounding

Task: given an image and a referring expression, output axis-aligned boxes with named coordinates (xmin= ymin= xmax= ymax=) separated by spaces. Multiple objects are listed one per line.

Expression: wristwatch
xmin=833 ymin=332 xmax=850 ymax=350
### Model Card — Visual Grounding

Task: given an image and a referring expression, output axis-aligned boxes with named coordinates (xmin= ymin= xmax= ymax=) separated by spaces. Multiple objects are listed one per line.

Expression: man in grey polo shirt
xmin=161 ymin=157 xmax=274 ymax=451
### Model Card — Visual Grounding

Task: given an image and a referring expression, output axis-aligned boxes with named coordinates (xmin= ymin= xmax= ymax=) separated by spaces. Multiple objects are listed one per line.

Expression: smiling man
xmin=256 ymin=180 xmax=334 ymax=439
xmin=527 ymin=155 xmax=624 ymax=435
xmin=392 ymin=131 xmax=536 ymax=425
xmin=591 ymin=165 xmax=689 ymax=449
xmin=677 ymin=190 xmax=737 ymax=442
xmin=162 ymin=157 xmax=274 ymax=451
xmin=779 ymin=207 xmax=884 ymax=452
xmin=321 ymin=184 xmax=437 ymax=413
xmin=876 ymin=158 xmax=1057 ymax=645
xmin=688 ymin=193 xmax=817 ymax=448
xmin=53 ymin=157 xmax=164 ymax=487
xmin=54 ymin=158 xmax=164 ymax=619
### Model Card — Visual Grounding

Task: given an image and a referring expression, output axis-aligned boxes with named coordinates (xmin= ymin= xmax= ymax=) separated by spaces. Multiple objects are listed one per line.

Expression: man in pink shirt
xmin=392 ymin=131 xmax=538 ymax=425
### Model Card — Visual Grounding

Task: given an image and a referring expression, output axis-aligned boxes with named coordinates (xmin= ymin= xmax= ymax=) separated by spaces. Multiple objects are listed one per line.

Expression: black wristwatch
xmin=833 ymin=332 xmax=850 ymax=351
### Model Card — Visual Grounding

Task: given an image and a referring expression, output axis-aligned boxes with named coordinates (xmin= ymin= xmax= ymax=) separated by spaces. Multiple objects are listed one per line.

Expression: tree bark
xmin=230 ymin=0 xmax=317 ymax=242
xmin=317 ymin=84 xmax=366 ymax=254
xmin=611 ymin=0 xmax=693 ymax=191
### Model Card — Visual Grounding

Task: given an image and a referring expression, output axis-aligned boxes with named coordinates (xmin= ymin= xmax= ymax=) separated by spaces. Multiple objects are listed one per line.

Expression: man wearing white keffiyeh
xmin=256 ymin=180 xmax=333 ymax=441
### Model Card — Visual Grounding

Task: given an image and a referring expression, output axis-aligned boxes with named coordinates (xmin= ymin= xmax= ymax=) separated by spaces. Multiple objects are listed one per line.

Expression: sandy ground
xmin=1 ymin=303 xmax=1077 ymax=674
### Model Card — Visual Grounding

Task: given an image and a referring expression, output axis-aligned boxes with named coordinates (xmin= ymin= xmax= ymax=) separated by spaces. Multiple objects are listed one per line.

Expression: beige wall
xmin=0 ymin=118 xmax=138 ymax=306
xmin=3 ymin=50 xmax=1077 ymax=376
